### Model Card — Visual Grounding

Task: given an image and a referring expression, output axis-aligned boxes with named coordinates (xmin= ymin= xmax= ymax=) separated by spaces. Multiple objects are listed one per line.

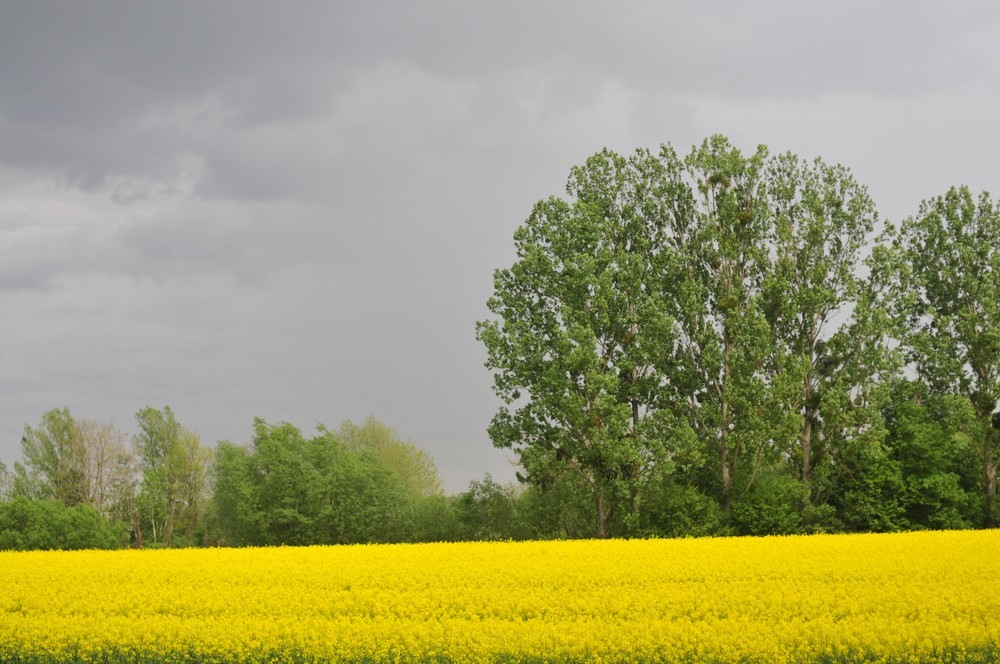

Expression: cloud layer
xmin=2 ymin=2 xmax=999 ymax=491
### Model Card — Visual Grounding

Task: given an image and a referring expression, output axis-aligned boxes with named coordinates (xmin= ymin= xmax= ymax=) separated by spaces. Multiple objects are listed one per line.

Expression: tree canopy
xmin=892 ymin=186 xmax=1000 ymax=523
xmin=480 ymin=135 xmax=996 ymax=537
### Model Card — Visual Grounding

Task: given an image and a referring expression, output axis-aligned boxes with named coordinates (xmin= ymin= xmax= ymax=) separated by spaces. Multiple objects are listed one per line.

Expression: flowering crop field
xmin=1 ymin=531 xmax=999 ymax=663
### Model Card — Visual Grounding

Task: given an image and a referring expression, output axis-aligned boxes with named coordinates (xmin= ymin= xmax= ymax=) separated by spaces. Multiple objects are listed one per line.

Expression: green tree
xmin=662 ymin=137 xmax=800 ymax=515
xmin=205 ymin=440 xmax=255 ymax=546
xmin=337 ymin=417 xmax=444 ymax=497
xmin=170 ymin=428 xmax=212 ymax=544
xmin=808 ymin=256 xmax=903 ymax=529
xmin=244 ymin=419 xmax=316 ymax=546
xmin=210 ymin=418 xmax=417 ymax=546
xmin=517 ymin=469 xmax=600 ymax=539
xmin=310 ymin=425 xmax=414 ymax=544
xmin=132 ymin=406 xmax=181 ymax=546
xmin=19 ymin=408 xmax=89 ymax=506
xmin=334 ymin=417 xmax=458 ymax=542
xmin=0 ymin=496 xmax=120 ymax=551
xmin=410 ymin=494 xmax=464 ymax=543
xmin=762 ymin=152 xmax=884 ymax=505
xmin=477 ymin=147 xmax=679 ymax=537
xmin=883 ymin=379 xmax=979 ymax=529
xmin=641 ymin=479 xmax=726 ymax=538
xmin=458 ymin=474 xmax=525 ymax=540
xmin=132 ymin=406 xmax=210 ymax=546
xmin=827 ymin=429 xmax=905 ymax=533
xmin=893 ymin=187 xmax=1000 ymax=524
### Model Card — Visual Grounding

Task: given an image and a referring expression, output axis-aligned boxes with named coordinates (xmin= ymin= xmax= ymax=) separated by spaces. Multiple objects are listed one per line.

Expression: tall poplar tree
xmin=761 ymin=152 xmax=884 ymax=505
xmin=478 ymin=147 xmax=680 ymax=537
xmin=895 ymin=187 xmax=1000 ymax=524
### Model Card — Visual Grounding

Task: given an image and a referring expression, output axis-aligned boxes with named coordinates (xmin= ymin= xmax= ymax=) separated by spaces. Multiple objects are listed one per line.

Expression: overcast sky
xmin=1 ymin=2 xmax=998 ymax=492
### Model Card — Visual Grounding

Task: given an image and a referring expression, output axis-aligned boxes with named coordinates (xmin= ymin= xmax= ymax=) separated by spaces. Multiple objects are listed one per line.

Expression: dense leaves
xmin=479 ymin=135 xmax=999 ymax=538
xmin=207 ymin=418 xmax=459 ymax=546
xmin=0 ymin=497 xmax=120 ymax=550
xmin=892 ymin=186 xmax=1000 ymax=523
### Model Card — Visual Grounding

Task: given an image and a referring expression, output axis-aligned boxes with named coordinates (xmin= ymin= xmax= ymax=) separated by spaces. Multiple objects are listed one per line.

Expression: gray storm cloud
xmin=1 ymin=1 xmax=999 ymax=491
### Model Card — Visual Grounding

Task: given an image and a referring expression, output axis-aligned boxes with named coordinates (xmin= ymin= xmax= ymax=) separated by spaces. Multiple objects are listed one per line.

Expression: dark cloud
xmin=1 ymin=1 xmax=999 ymax=491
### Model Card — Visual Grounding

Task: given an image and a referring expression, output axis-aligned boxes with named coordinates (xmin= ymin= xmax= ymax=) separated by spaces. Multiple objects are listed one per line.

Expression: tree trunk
xmin=800 ymin=345 xmax=817 ymax=499
xmin=985 ymin=428 xmax=997 ymax=528
xmin=132 ymin=516 xmax=143 ymax=549
xmin=985 ymin=462 xmax=996 ymax=528
xmin=596 ymin=489 xmax=608 ymax=538
xmin=801 ymin=416 xmax=812 ymax=479
xmin=630 ymin=394 xmax=641 ymax=530
xmin=720 ymin=328 xmax=733 ymax=514
xmin=720 ymin=433 xmax=731 ymax=514
xmin=164 ymin=500 xmax=178 ymax=547
xmin=720 ymin=380 xmax=732 ymax=514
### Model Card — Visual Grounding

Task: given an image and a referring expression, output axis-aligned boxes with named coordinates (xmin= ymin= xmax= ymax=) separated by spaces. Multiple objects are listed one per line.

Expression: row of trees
xmin=0 ymin=407 xmax=539 ymax=548
xmin=1 ymin=406 xmax=210 ymax=548
xmin=0 ymin=386 xmax=996 ymax=548
xmin=478 ymin=135 xmax=999 ymax=537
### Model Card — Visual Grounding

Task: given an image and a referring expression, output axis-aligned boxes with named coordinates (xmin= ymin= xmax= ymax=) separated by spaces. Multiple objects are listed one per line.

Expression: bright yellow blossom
xmin=1 ymin=531 xmax=999 ymax=662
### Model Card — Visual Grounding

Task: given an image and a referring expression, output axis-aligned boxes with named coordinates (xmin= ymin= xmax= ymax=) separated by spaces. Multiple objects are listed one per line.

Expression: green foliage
xmin=892 ymin=186 xmax=1000 ymax=523
xmin=336 ymin=417 xmax=444 ymax=497
xmin=131 ymin=406 xmax=211 ymax=547
xmin=210 ymin=418 xmax=418 ymax=546
xmin=480 ymin=134 xmax=899 ymax=536
xmin=0 ymin=496 xmax=120 ymax=550
xmin=203 ymin=440 xmax=255 ymax=546
xmin=458 ymin=474 xmax=525 ymax=541
xmin=20 ymin=408 xmax=89 ymax=505
xmin=477 ymin=147 xmax=681 ymax=537
xmin=829 ymin=437 xmax=906 ymax=533
xmin=517 ymin=475 xmax=595 ymax=539
xmin=641 ymin=480 xmax=726 ymax=538
xmin=410 ymin=494 xmax=464 ymax=542
xmin=671 ymin=137 xmax=789 ymax=513
xmin=762 ymin=150 xmax=889 ymax=510
xmin=883 ymin=381 xmax=980 ymax=529
xmin=730 ymin=471 xmax=805 ymax=536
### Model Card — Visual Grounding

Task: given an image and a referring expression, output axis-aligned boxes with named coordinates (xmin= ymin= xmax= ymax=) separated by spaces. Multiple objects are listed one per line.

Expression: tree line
xmin=0 ymin=405 xmax=601 ymax=549
xmin=477 ymin=135 xmax=999 ymax=538
xmin=1 ymin=134 xmax=997 ymax=549
xmin=0 ymin=407 xmax=477 ymax=549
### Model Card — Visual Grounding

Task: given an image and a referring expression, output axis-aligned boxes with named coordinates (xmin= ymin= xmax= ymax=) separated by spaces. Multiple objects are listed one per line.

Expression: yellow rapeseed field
xmin=1 ymin=531 xmax=999 ymax=663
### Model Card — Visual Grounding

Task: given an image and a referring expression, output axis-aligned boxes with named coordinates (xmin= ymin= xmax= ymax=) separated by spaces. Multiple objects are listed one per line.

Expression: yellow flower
xmin=1 ymin=532 xmax=999 ymax=662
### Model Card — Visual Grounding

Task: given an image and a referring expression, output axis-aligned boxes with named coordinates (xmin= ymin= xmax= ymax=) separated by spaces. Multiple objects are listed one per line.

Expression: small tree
xmin=77 ymin=417 xmax=134 ymax=518
xmin=0 ymin=497 xmax=119 ymax=551
xmin=132 ymin=406 xmax=210 ymax=546
xmin=458 ymin=474 xmax=524 ymax=541
xmin=19 ymin=408 xmax=89 ymax=506
xmin=338 ymin=417 xmax=444 ymax=497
